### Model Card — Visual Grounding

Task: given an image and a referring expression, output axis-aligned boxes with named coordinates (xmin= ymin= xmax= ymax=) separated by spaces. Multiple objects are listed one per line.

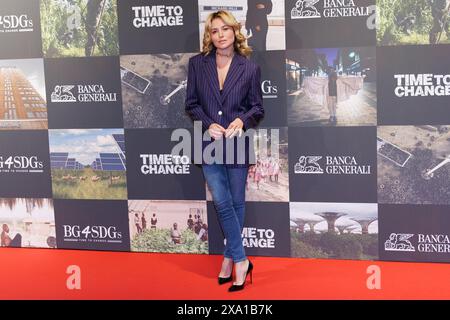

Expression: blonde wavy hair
xmin=201 ymin=10 xmax=252 ymax=58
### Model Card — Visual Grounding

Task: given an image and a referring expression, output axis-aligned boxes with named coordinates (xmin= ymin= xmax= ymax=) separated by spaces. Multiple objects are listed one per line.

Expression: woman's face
xmin=210 ymin=17 xmax=235 ymax=50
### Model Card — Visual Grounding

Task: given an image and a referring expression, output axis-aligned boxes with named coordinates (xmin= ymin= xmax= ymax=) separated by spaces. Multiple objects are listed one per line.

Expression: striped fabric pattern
xmin=185 ymin=48 xmax=265 ymax=167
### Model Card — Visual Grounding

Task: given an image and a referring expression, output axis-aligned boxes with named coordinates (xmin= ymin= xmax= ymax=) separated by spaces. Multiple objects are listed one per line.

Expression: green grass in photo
xmin=290 ymin=230 xmax=378 ymax=260
xmin=131 ymin=228 xmax=209 ymax=254
xmin=377 ymin=0 xmax=450 ymax=46
xmin=40 ymin=0 xmax=119 ymax=58
xmin=52 ymin=168 xmax=127 ymax=199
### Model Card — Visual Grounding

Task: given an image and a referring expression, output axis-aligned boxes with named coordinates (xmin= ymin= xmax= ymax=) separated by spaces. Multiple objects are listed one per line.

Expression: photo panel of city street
xmin=286 ymin=47 xmax=377 ymax=127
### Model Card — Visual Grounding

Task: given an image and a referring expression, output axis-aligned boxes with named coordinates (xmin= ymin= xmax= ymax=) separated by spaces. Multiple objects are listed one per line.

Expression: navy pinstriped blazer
xmin=185 ymin=48 xmax=264 ymax=167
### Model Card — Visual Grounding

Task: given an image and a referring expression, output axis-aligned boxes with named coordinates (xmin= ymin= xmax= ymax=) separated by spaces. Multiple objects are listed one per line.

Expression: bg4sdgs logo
xmin=63 ymin=225 xmax=122 ymax=241
xmin=0 ymin=156 xmax=44 ymax=172
xmin=0 ymin=14 xmax=33 ymax=32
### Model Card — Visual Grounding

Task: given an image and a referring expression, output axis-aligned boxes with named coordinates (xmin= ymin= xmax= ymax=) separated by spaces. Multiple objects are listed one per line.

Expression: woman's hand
xmin=225 ymin=118 xmax=244 ymax=138
xmin=208 ymin=123 xmax=226 ymax=140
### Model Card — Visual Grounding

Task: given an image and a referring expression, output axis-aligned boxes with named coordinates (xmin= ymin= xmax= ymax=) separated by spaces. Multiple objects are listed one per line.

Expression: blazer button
xmin=218 ymin=110 xmax=223 ymax=116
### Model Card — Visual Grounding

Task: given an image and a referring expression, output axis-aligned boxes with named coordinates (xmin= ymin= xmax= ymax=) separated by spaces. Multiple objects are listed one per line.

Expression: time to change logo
xmin=140 ymin=154 xmax=191 ymax=175
xmin=394 ymin=74 xmax=450 ymax=97
xmin=132 ymin=5 xmax=184 ymax=28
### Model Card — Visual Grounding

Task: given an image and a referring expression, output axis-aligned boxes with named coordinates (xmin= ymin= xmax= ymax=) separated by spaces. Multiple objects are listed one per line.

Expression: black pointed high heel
xmin=228 ymin=260 xmax=253 ymax=292
xmin=218 ymin=260 xmax=233 ymax=285
xmin=218 ymin=274 xmax=233 ymax=285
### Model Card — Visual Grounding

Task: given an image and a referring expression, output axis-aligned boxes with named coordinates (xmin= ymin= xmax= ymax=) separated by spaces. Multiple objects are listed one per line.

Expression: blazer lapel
xmin=203 ymin=51 xmax=222 ymax=106
xmin=220 ymin=54 xmax=245 ymax=104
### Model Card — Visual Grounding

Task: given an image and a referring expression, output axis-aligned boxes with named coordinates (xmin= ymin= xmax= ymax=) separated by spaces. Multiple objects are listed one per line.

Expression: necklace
xmin=216 ymin=50 xmax=234 ymax=58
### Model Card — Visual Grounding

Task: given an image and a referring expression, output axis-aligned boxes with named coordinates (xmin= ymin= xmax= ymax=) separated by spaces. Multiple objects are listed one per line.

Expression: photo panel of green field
xmin=0 ymin=198 xmax=56 ymax=248
xmin=48 ymin=129 xmax=127 ymax=199
xmin=129 ymin=200 xmax=208 ymax=254
xmin=377 ymin=0 xmax=450 ymax=46
xmin=40 ymin=0 xmax=119 ymax=58
xmin=290 ymin=202 xmax=378 ymax=260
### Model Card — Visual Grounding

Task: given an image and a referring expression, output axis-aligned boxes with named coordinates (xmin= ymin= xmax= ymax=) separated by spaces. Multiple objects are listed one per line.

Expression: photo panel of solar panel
xmin=50 ymin=152 xmax=68 ymax=169
xmin=75 ymin=162 xmax=83 ymax=170
xmin=91 ymin=158 xmax=102 ymax=171
xmin=112 ymin=134 xmax=126 ymax=154
xmin=66 ymin=158 xmax=76 ymax=170
xmin=99 ymin=153 xmax=126 ymax=171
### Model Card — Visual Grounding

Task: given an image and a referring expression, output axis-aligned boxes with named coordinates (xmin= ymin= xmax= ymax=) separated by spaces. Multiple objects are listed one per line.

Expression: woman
xmin=327 ymin=68 xmax=338 ymax=124
xmin=185 ymin=10 xmax=264 ymax=292
xmin=245 ymin=0 xmax=273 ymax=51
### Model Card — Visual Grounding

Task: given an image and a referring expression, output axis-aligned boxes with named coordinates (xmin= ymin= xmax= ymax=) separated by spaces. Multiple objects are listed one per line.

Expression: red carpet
xmin=1 ymin=248 xmax=449 ymax=300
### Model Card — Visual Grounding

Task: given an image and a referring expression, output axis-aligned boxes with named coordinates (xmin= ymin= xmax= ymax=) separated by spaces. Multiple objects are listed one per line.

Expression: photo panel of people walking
xmin=286 ymin=47 xmax=377 ymax=127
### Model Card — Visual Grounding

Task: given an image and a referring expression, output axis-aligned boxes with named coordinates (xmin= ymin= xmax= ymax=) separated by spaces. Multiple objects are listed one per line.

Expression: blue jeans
xmin=202 ymin=164 xmax=249 ymax=263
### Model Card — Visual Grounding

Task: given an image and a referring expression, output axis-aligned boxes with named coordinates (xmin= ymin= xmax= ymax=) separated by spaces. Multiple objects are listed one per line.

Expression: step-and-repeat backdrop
xmin=1 ymin=0 xmax=449 ymax=263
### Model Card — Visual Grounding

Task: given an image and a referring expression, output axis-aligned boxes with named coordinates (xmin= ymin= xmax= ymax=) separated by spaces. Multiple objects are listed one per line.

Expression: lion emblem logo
xmin=291 ymin=0 xmax=321 ymax=19
xmin=294 ymin=156 xmax=324 ymax=174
